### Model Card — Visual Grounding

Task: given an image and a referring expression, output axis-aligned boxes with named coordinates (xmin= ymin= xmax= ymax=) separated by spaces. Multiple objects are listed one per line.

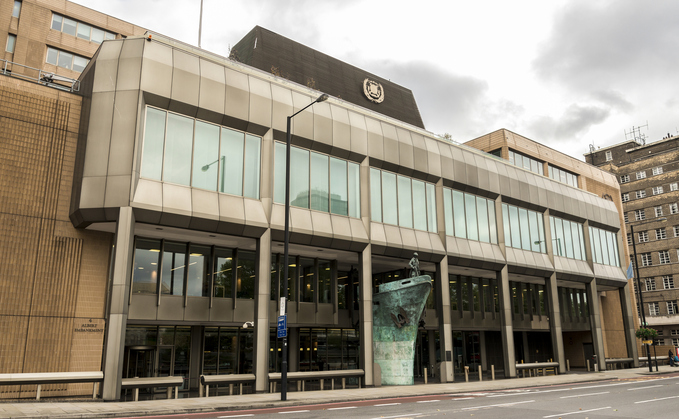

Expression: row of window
xmin=639 ymin=250 xmax=679 ymax=267
xmin=619 ymin=166 xmax=665 ymax=184
xmin=549 ymin=215 xmax=586 ymax=261
xmin=449 ymin=275 xmax=501 ymax=314
xmin=560 ymin=287 xmax=589 ymax=320
xmin=648 ymin=301 xmax=679 ymax=316
xmin=548 ymin=165 xmax=578 ymax=188
xmin=624 ymin=203 xmax=679 ymax=222
xmin=643 ymin=275 xmax=675 ymax=291
xmin=443 ymin=189 xmax=497 ymax=243
xmin=502 ymin=203 xmax=546 ymax=253
xmin=632 ymin=228 xmax=670 ymax=243
xmin=5 ymin=34 xmax=15 ymax=53
xmin=46 ymin=46 xmax=89 ymax=72
xmin=621 ymin=182 xmax=678 ymax=202
xmin=508 ymin=150 xmax=544 ymax=176
xmin=589 ymin=226 xmax=621 ymax=267
xmin=51 ymin=13 xmax=115 ymax=44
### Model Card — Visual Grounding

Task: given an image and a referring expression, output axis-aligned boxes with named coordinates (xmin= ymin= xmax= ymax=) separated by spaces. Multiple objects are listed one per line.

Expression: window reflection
xmin=502 ymin=203 xmax=546 ymax=253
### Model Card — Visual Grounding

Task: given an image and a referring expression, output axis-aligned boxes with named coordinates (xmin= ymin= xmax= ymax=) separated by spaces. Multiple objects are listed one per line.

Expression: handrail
xmin=0 ymin=371 xmax=102 ymax=400
xmin=0 ymin=59 xmax=80 ymax=92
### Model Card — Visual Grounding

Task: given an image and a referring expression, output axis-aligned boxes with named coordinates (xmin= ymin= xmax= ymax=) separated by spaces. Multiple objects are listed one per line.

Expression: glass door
xmin=125 ymin=346 xmax=155 ymax=378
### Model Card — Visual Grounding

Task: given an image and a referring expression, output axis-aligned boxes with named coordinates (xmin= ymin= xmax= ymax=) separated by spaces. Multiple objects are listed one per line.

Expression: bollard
xmin=491 ymin=365 xmax=495 ymax=381
xmin=567 ymin=359 xmax=570 ymax=372
xmin=424 ymin=368 xmax=428 ymax=384
xmin=586 ymin=359 xmax=590 ymax=372
xmin=594 ymin=363 xmax=598 ymax=372
xmin=478 ymin=365 xmax=482 ymax=382
xmin=464 ymin=366 xmax=469 ymax=382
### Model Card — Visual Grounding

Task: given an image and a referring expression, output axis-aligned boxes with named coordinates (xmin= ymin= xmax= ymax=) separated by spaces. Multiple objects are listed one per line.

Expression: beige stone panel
xmin=0 ymin=214 xmax=40 ymax=317
xmin=92 ymin=41 xmax=122 ymax=93
xmin=243 ymin=198 xmax=269 ymax=229
xmin=248 ymin=76 xmax=272 ymax=130
xmin=348 ymin=110 xmax=368 ymax=157
xmin=381 ymin=123 xmax=399 ymax=167
xmin=131 ymin=178 xmax=163 ymax=212
xmin=370 ymin=222 xmax=388 ymax=251
xmin=171 ymin=49 xmax=200 ymax=110
xmin=330 ymin=216 xmax=352 ymax=248
xmin=312 ymin=101 xmax=332 ymax=150
xmin=396 ymin=128 xmax=414 ymax=172
xmin=310 ymin=211 xmax=334 ymax=243
xmin=0 ymin=315 xmax=28 ymax=398
xmin=198 ymin=58 xmax=226 ymax=116
xmin=116 ymin=38 xmax=144 ymax=91
xmin=270 ymin=84 xmax=293 ymax=134
xmin=140 ymin=40 xmax=173 ymax=100
xmin=79 ymin=176 xmax=106 ymax=209
xmin=108 ymin=90 xmax=140 ymax=176
xmin=290 ymin=207 xmax=313 ymax=245
xmin=414 ymin=230 xmax=433 ymax=254
xmin=437 ymin=142 xmax=455 ymax=181
xmin=365 ymin=117 xmax=384 ymax=162
xmin=82 ymin=91 xmax=114 ymax=178
xmin=288 ymin=92 xmax=313 ymax=140
xmin=399 ymin=228 xmax=418 ymax=253
xmin=411 ymin=132 xmax=428 ymax=175
xmin=104 ymin=175 xmax=132 ymax=208
xmin=383 ymin=224 xmax=403 ymax=249
xmin=348 ymin=218 xmax=370 ymax=244
xmin=330 ymin=104 xmax=351 ymax=156
xmin=191 ymin=188 xmax=219 ymax=221
xmin=21 ymin=316 xmax=72 ymax=397
xmin=224 ymin=68 xmax=250 ymax=126
xmin=162 ymin=183 xmax=192 ymax=217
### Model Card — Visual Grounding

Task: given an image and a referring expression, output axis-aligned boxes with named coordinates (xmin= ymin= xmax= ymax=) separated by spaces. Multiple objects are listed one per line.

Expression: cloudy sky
xmin=73 ymin=0 xmax=678 ymax=161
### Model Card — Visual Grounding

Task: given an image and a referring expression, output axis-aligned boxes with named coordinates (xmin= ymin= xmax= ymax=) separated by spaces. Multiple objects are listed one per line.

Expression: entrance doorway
xmin=124 ymin=346 xmax=155 ymax=378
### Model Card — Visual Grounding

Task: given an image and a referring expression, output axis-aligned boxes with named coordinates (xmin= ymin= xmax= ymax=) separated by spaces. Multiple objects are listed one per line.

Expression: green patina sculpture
xmin=373 ymin=253 xmax=431 ymax=385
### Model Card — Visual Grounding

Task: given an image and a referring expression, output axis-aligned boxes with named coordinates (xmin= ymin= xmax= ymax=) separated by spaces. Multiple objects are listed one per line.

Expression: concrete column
xmin=253 ymin=230 xmax=272 ymax=392
xmin=435 ymin=257 xmax=454 ymax=382
xmin=619 ymin=284 xmax=640 ymax=367
xmin=289 ymin=327 xmax=299 ymax=372
xmin=479 ymin=331 xmax=488 ymax=371
xmin=546 ymin=273 xmax=566 ymax=372
xmin=586 ymin=279 xmax=606 ymax=371
xmin=102 ymin=207 xmax=135 ymax=401
xmin=359 ymin=244 xmax=374 ymax=386
xmin=522 ymin=332 xmax=530 ymax=362
xmin=189 ymin=326 xmax=202 ymax=389
xmin=497 ymin=266 xmax=516 ymax=377
xmin=427 ymin=329 xmax=436 ymax=379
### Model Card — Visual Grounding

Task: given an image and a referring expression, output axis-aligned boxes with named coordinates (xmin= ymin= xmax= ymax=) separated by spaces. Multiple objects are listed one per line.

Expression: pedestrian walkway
xmin=1 ymin=366 xmax=676 ymax=419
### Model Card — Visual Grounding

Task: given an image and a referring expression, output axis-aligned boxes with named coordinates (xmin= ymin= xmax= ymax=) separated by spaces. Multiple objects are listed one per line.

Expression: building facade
xmin=586 ymin=137 xmax=679 ymax=345
xmin=0 ymin=0 xmax=638 ymax=401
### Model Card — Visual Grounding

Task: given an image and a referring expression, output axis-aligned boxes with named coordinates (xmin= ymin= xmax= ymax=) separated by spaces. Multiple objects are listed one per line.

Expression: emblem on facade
xmin=390 ymin=307 xmax=410 ymax=328
xmin=363 ymin=78 xmax=385 ymax=103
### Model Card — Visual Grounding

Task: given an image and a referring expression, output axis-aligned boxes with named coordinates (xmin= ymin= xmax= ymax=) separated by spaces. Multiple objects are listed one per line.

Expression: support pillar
xmin=102 ymin=207 xmax=135 ymax=401
xmin=497 ymin=266 xmax=516 ymax=377
xmin=253 ymin=230 xmax=271 ymax=392
xmin=359 ymin=244 xmax=374 ymax=386
xmin=289 ymin=327 xmax=299 ymax=372
xmin=480 ymin=331 xmax=487 ymax=371
xmin=586 ymin=279 xmax=606 ymax=371
xmin=546 ymin=273 xmax=565 ymax=373
xmin=435 ymin=257 xmax=454 ymax=382
xmin=522 ymin=332 xmax=530 ymax=363
xmin=427 ymin=329 xmax=436 ymax=379
xmin=619 ymin=284 xmax=639 ymax=367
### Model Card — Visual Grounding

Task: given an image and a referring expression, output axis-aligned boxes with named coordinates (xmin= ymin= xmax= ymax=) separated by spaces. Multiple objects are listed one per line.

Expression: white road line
xmin=327 ymin=406 xmax=357 ymax=410
xmin=451 ymin=397 xmax=474 ymax=400
xmin=374 ymin=403 xmax=401 ymax=406
xmin=487 ymin=393 xmax=530 ymax=398
xmin=372 ymin=414 xmax=422 ymax=419
xmin=560 ymin=391 xmax=609 ymax=399
xmin=461 ymin=400 xmax=535 ymax=410
xmin=416 ymin=400 xmax=440 ymax=403
xmin=635 ymin=395 xmax=679 ymax=404
xmin=279 ymin=410 xmax=310 ymax=414
xmin=543 ymin=406 xmax=611 ymax=418
xmin=628 ymin=384 xmax=664 ymax=391
xmin=218 ymin=415 xmax=254 ymax=418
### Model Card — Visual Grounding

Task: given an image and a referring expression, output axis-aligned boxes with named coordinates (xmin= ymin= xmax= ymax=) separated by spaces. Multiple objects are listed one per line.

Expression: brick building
xmin=586 ymin=136 xmax=679 ymax=345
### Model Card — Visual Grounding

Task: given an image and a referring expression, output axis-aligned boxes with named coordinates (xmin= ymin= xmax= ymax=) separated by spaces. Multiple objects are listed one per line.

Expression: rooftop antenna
xmin=624 ymin=122 xmax=648 ymax=146
xmin=198 ymin=0 xmax=204 ymax=48
xmin=589 ymin=143 xmax=595 ymax=154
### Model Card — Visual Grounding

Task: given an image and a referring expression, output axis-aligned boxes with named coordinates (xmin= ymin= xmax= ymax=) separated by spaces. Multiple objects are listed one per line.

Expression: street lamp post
xmin=629 ymin=217 xmax=666 ymax=372
xmin=281 ymin=93 xmax=328 ymax=401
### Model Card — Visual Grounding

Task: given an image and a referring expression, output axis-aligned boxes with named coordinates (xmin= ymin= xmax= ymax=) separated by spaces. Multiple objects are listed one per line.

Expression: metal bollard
xmin=586 ymin=359 xmax=590 ymax=372
xmin=464 ymin=366 xmax=469 ymax=382
xmin=491 ymin=365 xmax=495 ymax=381
xmin=478 ymin=365 xmax=482 ymax=382
xmin=567 ymin=359 xmax=570 ymax=372
xmin=424 ymin=368 xmax=428 ymax=384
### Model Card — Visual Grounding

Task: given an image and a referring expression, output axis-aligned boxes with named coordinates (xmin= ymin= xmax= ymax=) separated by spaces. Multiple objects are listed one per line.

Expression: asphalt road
xmin=123 ymin=374 xmax=679 ymax=419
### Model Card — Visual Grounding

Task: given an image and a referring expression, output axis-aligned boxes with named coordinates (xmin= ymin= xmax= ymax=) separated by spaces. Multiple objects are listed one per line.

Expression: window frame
xmin=620 ymin=174 xmax=630 ymax=184
xmin=652 ymin=166 xmax=663 ymax=176
xmin=636 ymin=171 xmax=647 ymax=180
xmin=659 ymin=250 xmax=670 ymax=265
xmin=605 ymin=150 xmax=612 ymax=161
xmin=6 ymin=33 xmax=16 ymax=53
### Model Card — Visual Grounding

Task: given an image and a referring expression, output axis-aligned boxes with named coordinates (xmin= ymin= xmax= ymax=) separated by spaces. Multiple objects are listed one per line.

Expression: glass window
xmin=162 ymin=242 xmax=186 ymax=296
xmin=347 ymin=163 xmax=360 ymax=218
xmin=141 ymin=108 xmax=166 ymax=180
xmin=412 ymin=180 xmax=427 ymax=231
xmin=300 ymin=258 xmax=315 ymax=303
xmin=46 ymin=47 xmax=58 ymax=65
xmin=213 ymin=248 xmax=233 ymax=298
xmin=62 ymin=17 xmax=77 ymax=36
xmin=382 ymin=172 xmax=397 ymax=225
xmin=187 ymin=245 xmax=210 ymax=297
xmin=132 ymin=239 xmax=160 ymax=294
xmin=518 ymin=208 xmax=530 ymax=250
xmin=465 ymin=193 xmax=478 ymax=241
xmin=243 ymin=134 xmax=261 ymax=199
xmin=370 ymin=168 xmax=382 ymax=222
xmin=508 ymin=205 xmax=521 ymax=249
xmin=6 ymin=34 xmax=16 ymax=53
xmin=57 ymin=50 xmax=73 ymax=69
xmin=453 ymin=190 xmax=466 ymax=239
xmin=192 ymin=121 xmax=220 ymax=191
xmin=91 ymin=27 xmax=105 ymax=44
xmin=318 ymin=261 xmax=331 ymax=303
xmin=221 ymin=128 xmax=244 ymax=195
xmin=273 ymin=142 xmax=286 ymax=203
xmin=290 ymin=147 xmax=310 ymax=208
xmin=163 ymin=113 xmax=193 ymax=186
xmin=105 ymin=32 xmax=116 ymax=40
xmin=443 ymin=189 xmax=453 ymax=234
xmin=426 ymin=183 xmax=437 ymax=232
xmin=72 ymin=55 xmax=88 ymax=72
xmin=12 ymin=1 xmax=21 ymax=18
xmin=488 ymin=200 xmax=497 ymax=244
xmin=330 ymin=157 xmax=348 ymax=215
xmin=529 ymin=211 xmax=540 ymax=252
xmin=76 ymin=22 xmax=91 ymax=40
xmin=237 ymin=251 xmax=256 ymax=299
xmin=449 ymin=275 xmax=458 ymax=311
xmin=397 ymin=175 xmax=413 ymax=228
xmin=476 ymin=196 xmax=489 ymax=243
xmin=310 ymin=153 xmax=329 ymax=212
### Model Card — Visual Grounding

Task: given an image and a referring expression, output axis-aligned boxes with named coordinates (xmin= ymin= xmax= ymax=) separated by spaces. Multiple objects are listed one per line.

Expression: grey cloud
xmin=528 ymin=104 xmax=610 ymax=143
xmin=591 ymin=90 xmax=633 ymax=113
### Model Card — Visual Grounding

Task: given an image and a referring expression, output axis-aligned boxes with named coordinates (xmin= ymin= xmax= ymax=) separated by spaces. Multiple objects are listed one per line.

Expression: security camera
xmin=242 ymin=321 xmax=254 ymax=329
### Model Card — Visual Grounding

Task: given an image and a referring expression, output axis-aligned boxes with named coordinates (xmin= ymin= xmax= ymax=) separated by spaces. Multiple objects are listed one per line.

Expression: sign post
xmin=277 ymin=315 xmax=287 ymax=338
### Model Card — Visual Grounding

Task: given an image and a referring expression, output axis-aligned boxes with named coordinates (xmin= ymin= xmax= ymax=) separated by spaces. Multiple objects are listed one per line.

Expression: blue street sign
xmin=277 ymin=315 xmax=287 ymax=338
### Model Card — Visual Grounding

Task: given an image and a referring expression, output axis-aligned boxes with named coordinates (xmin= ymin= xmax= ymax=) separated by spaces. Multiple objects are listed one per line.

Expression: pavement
xmin=1 ymin=366 xmax=677 ymax=419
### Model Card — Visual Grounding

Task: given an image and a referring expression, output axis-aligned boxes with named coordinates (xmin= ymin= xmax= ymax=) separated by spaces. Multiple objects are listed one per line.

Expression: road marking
xmin=374 ymin=403 xmax=401 ymax=406
xmin=635 ymin=395 xmax=679 ymax=404
xmin=327 ymin=406 xmax=357 ymax=410
xmin=416 ymin=400 xmax=440 ymax=403
xmin=461 ymin=400 xmax=535 ymax=410
xmin=218 ymin=416 xmax=254 ymax=418
xmin=279 ymin=410 xmax=310 ymax=414
xmin=543 ymin=406 xmax=611 ymax=418
xmin=628 ymin=384 xmax=664 ymax=391
xmin=451 ymin=397 xmax=474 ymax=400
xmin=560 ymin=391 xmax=609 ymax=399
xmin=372 ymin=414 xmax=422 ymax=419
